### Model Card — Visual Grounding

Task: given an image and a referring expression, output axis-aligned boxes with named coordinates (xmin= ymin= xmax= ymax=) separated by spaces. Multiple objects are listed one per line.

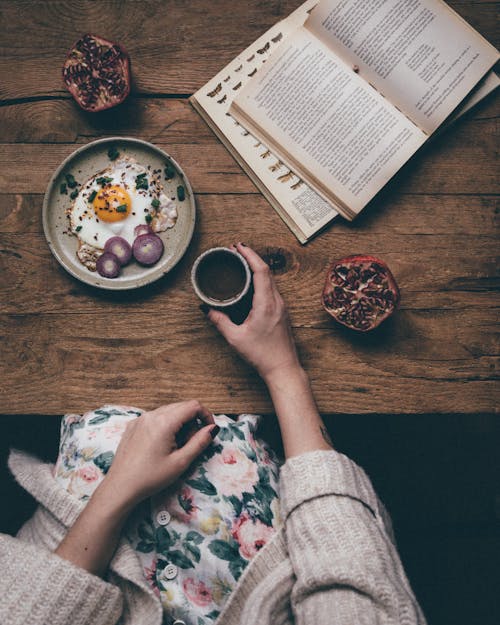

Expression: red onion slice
xmin=132 ymin=234 xmax=164 ymax=266
xmin=96 ymin=252 xmax=121 ymax=278
xmin=104 ymin=236 xmax=132 ymax=266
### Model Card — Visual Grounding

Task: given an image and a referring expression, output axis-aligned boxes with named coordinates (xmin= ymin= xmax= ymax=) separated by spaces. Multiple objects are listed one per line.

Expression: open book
xmin=191 ymin=1 xmax=499 ymax=241
xmin=230 ymin=0 xmax=499 ymax=221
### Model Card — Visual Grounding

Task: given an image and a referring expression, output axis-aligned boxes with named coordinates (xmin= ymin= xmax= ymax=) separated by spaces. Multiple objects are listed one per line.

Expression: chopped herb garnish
xmin=60 ymin=183 xmax=67 ymax=195
xmin=65 ymin=173 xmax=77 ymax=188
xmin=116 ymin=204 xmax=128 ymax=213
xmin=75 ymin=225 xmax=82 ymax=232
xmin=151 ymin=198 xmax=160 ymax=209
xmin=88 ymin=190 xmax=97 ymax=203
xmin=107 ymin=146 xmax=120 ymax=161
xmin=70 ymin=189 xmax=79 ymax=200
xmin=135 ymin=175 xmax=149 ymax=190
xmin=177 ymin=185 xmax=185 ymax=201
xmin=96 ymin=176 xmax=113 ymax=187
xmin=145 ymin=213 xmax=153 ymax=224
xmin=164 ymin=163 xmax=176 ymax=180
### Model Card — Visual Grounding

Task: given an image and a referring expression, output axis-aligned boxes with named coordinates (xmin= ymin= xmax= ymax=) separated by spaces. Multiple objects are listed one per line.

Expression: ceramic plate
xmin=42 ymin=137 xmax=196 ymax=290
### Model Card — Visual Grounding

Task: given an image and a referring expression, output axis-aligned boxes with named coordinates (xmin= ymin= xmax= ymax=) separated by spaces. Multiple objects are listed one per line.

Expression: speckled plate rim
xmin=42 ymin=137 xmax=196 ymax=291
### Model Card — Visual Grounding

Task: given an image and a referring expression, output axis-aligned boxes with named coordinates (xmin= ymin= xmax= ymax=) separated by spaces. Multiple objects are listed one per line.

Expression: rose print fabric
xmin=53 ymin=405 xmax=282 ymax=625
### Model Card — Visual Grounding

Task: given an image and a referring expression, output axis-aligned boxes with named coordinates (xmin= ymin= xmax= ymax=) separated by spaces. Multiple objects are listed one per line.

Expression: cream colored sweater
xmin=1 ymin=449 xmax=426 ymax=625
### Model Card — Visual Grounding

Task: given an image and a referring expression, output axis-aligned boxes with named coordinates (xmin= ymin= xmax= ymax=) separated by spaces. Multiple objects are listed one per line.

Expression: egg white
xmin=68 ymin=159 xmax=157 ymax=249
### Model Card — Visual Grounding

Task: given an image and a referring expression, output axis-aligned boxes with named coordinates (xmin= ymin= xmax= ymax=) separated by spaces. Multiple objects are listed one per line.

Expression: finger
xmin=173 ymin=424 xmax=219 ymax=471
xmin=154 ymin=400 xmax=215 ymax=429
xmin=235 ymin=243 xmax=277 ymax=308
xmin=235 ymin=243 xmax=268 ymax=272
xmin=207 ymin=308 xmax=238 ymax=340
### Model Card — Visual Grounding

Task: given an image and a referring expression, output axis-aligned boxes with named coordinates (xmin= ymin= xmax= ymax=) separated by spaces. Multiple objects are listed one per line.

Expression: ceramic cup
xmin=191 ymin=247 xmax=252 ymax=308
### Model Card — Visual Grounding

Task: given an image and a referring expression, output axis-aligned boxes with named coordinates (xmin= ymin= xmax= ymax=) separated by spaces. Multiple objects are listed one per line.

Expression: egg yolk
xmin=93 ymin=185 xmax=131 ymax=222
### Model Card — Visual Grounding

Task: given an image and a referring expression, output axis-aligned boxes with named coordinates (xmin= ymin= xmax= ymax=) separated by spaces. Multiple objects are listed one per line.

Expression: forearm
xmin=265 ymin=365 xmax=333 ymax=458
xmin=55 ymin=480 xmax=133 ymax=577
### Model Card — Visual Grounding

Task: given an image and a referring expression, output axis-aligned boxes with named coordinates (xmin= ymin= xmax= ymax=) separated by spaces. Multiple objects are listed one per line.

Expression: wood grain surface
xmin=0 ymin=0 xmax=498 ymax=414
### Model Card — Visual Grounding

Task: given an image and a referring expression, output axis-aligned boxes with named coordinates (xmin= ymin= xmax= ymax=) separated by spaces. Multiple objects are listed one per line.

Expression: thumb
xmin=175 ymin=424 xmax=219 ymax=468
xmin=207 ymin=308 xmax=238 ymax=339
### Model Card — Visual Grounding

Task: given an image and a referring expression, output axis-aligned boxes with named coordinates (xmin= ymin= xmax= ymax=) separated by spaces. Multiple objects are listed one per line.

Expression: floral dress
xmin=53 ymin=405 xmax=282 ymax=625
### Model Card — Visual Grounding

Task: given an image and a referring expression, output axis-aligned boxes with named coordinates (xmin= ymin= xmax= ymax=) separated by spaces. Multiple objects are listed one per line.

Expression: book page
xmin=191 ymin=0 xmax=339 ymax=242
xmin=231 ymin=27 xmax=426 ymax=217
xmin=306 ymin=0 xmax=499 ymax=134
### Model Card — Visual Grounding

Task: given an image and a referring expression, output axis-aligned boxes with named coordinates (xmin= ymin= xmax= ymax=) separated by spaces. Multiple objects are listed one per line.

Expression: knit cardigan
xmin=0 ymin=448 xmax=426 ymax=625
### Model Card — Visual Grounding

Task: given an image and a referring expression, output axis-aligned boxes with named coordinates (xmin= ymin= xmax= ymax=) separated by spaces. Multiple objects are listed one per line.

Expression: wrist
xmin=90 ymin=478 xmax=137 ymax=522
xmin=263 ymin=361 xmax=308 ymax=390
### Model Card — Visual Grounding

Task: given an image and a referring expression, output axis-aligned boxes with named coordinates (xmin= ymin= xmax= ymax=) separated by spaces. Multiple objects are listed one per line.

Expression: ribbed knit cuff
xmin=279 ymin=450 xmax=382 ymax=520
xmin=0 ymin=534 xmax=123 ymax=625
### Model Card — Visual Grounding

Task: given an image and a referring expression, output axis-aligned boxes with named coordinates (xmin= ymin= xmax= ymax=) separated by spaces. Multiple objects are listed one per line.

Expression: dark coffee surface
xmin=196 ymin=250 xmax=247 ymax=301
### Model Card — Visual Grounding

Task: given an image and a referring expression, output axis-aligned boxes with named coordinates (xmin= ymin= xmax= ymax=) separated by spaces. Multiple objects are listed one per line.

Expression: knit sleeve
xmin=0 ymin=533 xmax=123 ymax=625
xmin=279 ymin=450 xmax=427 ymax=625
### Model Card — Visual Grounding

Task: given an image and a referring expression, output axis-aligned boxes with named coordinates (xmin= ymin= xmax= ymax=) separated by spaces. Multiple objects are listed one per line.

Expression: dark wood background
xmin=0 ymin=2 xmax=498 ymax=624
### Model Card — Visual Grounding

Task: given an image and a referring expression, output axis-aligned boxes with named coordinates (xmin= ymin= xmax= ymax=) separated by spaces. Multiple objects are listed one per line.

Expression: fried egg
xmin=67 ymin=158 xmax=177 ymax=252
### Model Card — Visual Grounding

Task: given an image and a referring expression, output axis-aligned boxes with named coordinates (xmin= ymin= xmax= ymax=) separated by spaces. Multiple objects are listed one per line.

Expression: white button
xmin=162 ymin=563 xmax=178 ymax=580
xmin=173 ymin=621 xmax=186 ymax=625
xmin=156 ymin=509 xmax=171 ymax=526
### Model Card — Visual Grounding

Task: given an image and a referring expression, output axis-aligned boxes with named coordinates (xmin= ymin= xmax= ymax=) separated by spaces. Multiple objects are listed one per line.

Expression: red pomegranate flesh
xmin=322 ymin=255 xmax=400 ymax=332
xmin=62 ymin=34 xmax=131 ymax=112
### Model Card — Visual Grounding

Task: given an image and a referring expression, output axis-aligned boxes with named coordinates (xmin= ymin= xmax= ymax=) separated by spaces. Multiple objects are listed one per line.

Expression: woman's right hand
xmin=206 ymin=243 xmax=301 ymax=382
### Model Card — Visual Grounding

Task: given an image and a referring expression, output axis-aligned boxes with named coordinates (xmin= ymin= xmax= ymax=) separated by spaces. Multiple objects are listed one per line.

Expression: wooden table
xmin=0 ymin=0 xmax=498 ymax=417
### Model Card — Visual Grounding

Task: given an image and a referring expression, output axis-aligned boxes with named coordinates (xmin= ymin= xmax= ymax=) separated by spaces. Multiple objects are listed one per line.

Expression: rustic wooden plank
xmin=0 ymin=224 xmax=498 ymax=314
xmin=0 ymin=94 xmax=497 ymax=144
xmin=0 ymin=1 xmax=497 ymax=100
xmin=0 ymin=99 xmax=216 ymax=144
xmin=0 ymin=308 xmax=497 ymax=415
xmin=0 ymin=114 xmax=498 ymax=195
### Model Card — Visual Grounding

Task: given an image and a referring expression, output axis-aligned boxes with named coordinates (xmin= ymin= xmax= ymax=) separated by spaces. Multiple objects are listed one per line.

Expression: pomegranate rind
xmin=322 ymin=254 xmax=400 ymax=332
xmin=62 ymin=34 xmax=131 ymax=112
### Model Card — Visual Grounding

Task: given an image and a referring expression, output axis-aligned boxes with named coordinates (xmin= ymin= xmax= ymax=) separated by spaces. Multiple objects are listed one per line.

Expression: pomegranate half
xmin=62 ymin=34 xmax=131 ymax=112
xmin=322 ymin=254 xmax=400 ymax=332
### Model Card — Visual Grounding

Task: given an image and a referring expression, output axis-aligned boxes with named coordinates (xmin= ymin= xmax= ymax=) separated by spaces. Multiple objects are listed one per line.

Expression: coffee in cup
xmin=191 ymin=247 xmax=251 ymax=308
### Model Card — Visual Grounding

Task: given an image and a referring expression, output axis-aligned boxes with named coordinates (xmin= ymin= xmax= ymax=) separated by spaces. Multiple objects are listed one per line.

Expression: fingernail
xmin=199 ymin=303 xmax=209 ymax=315
xmin=239 ymin=242 xmax=247 ymax=247
xmin=210 ymin=425 xmax=220 ymax=439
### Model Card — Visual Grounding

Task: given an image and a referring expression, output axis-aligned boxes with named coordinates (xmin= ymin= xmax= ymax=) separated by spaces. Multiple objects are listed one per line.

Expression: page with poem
xmin=306 ymin=0 xmax=499 ymax=135
xmin=231 ymin=27 xmax=426 ymax=217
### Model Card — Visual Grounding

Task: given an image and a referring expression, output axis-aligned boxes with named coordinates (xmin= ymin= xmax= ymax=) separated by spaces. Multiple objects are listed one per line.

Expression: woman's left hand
xmin=56 ymin=401 xmax=217 ymax=577
xmin=102 ymin=400 xmax=218 ymax=510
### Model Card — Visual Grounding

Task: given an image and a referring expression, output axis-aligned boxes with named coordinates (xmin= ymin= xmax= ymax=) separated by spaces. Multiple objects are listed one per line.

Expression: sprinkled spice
xmin=107 ymin=145 xmax=120 ymax=161
xmin=65 ymin=173 xmax=77 ymax=188
xmin=177 ymin=185 xmax=185 ymax=201
xmin=60 ymin=183 xmax=68 ymax=195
